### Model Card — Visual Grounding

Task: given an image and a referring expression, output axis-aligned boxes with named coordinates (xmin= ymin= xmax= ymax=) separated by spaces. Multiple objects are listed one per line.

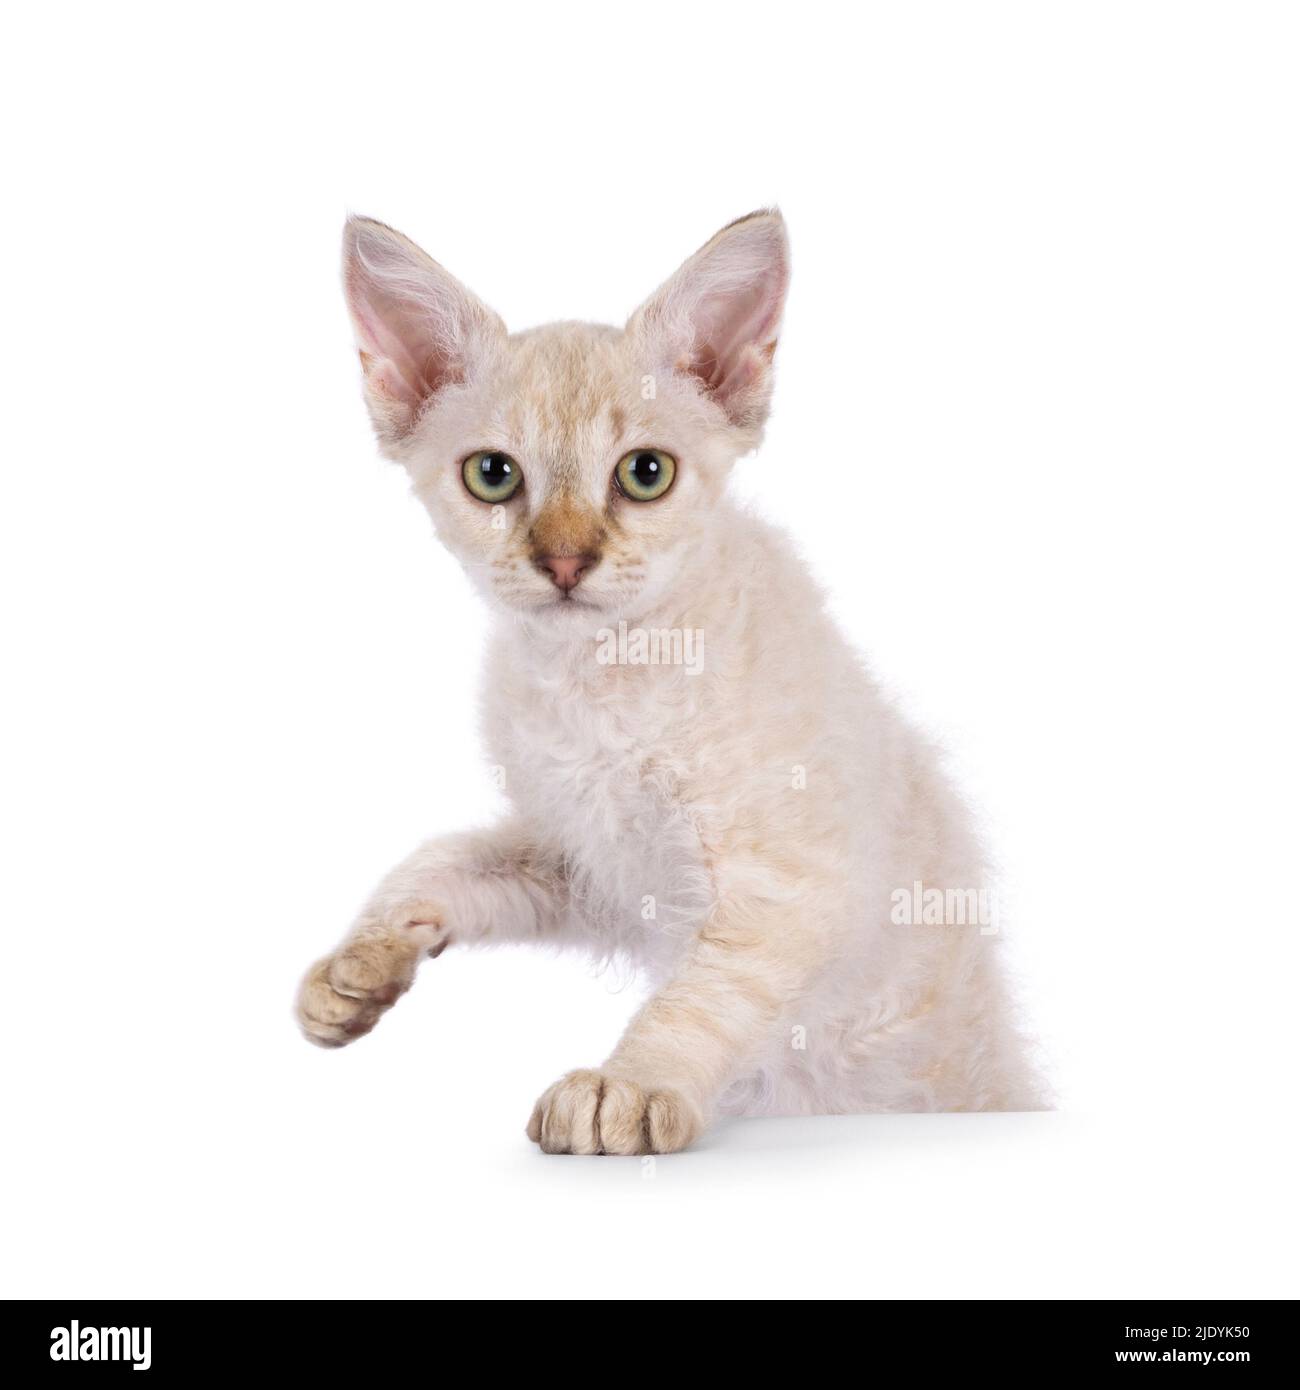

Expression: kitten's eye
xmin=614 ymin=449 xmax=676 ymax=502
xmin=462 ymin=451 xmax=523 ymax=503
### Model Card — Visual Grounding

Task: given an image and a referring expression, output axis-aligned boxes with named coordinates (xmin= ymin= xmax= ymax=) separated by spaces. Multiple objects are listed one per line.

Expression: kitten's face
xmin=399 ymin=324 xmax=742 ymax=629
xmin=343 ymin=213 xmax=788 ymax=630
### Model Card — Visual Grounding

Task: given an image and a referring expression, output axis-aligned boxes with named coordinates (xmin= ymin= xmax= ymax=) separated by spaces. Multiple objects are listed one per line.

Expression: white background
xmin=2 ymin=2 xmax=1297 ymax=1300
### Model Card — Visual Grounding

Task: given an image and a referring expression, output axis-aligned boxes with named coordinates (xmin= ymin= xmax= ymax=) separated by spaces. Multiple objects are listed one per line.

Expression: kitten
xmin=296 ymin=210 xmax=1043 ymax=1152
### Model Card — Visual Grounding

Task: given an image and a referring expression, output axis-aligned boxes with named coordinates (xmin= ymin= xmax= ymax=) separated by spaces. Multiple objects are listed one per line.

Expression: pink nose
xmin=537 ymin=553 xmax=594 ymax=593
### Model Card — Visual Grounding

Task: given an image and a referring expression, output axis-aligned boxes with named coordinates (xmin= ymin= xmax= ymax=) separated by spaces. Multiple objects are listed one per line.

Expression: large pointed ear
xmin=627 ymin=210 xmax=789 ymax=430
xmin=342 ymin=216 xmax=506 ymax=446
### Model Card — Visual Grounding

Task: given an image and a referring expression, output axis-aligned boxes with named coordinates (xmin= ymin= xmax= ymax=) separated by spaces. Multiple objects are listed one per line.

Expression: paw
xmin=296 ymin=921 xmax=443 ymax=1048
xmin=526 ymin=1070 xmax=703 ymax=1155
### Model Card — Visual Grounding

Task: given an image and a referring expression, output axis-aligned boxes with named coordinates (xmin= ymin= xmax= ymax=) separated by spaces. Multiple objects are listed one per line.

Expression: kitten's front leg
xmin=527 ymin=894 xmax=822 ymax=1154
xmin=297 ymin=820 xmax=565 ymax=1047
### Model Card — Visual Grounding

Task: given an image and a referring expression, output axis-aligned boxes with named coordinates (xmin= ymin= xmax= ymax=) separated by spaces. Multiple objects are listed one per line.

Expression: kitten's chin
xmin=511 ymin=590 xmax=619 ymax=635
xmin=533 ymin=594 xmax=605 ymax=619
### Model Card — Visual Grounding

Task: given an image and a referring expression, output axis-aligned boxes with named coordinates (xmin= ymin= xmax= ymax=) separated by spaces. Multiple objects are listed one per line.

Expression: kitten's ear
xmin=342 ymin=216 xmax=505 ymax=445
xmin=627 ymin=210 xmax=789 ymax=429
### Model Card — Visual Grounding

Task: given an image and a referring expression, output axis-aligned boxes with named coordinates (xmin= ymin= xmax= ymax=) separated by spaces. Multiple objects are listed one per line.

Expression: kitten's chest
xmin=486 ymin=651 xmax=708 ymax=931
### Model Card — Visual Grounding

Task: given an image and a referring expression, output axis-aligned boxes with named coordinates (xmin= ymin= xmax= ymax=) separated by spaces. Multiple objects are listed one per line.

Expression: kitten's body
xmin=297 ymin=217 xmax=1042 ymax=1150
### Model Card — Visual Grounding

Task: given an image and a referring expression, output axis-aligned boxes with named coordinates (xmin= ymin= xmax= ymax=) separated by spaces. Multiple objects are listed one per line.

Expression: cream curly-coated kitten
xmin=296 ymin=210 xmax=1042 ymax=1153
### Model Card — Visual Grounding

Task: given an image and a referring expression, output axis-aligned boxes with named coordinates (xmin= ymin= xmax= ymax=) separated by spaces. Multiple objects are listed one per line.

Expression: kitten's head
xmin=342 ymin=211 xmax=788 ymax=630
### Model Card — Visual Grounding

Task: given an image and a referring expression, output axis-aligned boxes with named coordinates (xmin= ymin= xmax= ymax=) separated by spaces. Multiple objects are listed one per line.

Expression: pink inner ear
xmin=360 ymin=352 xmax=420 ymax=407
xmin=349 ymin=297 xmax=427 ymax=408
xmin=689 ymin=272 xmax=784 ymax=395
xmin=683 ymin=276 xmax=784 ymax=408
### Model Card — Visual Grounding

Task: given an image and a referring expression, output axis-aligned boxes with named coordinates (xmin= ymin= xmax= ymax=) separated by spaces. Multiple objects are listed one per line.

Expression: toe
xmin=645 ymin=1091 xmax=699 ymax=1153
xmin=299 ymin=958 xmax=359 ymax=1026
xmin=539 ymin=1070 xmax=603 ymax=1155
xmin=329 ymin=939 xmax=409 ymax=999
xmin=597 ymin=1079 xmax=647 ymax=1155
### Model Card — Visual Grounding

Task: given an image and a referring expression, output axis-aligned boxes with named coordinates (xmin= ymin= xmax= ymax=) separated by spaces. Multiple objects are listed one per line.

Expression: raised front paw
xmin=296 ymin=921 xmax=444 ymax=1047
xmin=526 ymin=1070 xmax=703 ymax=1155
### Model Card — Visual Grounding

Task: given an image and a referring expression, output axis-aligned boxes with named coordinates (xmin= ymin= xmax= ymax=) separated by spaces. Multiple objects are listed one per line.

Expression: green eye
xmin=463 ymin=451 xmax=523 ymax=503
xmin=614 ymin=449 xmax=676 ymax=502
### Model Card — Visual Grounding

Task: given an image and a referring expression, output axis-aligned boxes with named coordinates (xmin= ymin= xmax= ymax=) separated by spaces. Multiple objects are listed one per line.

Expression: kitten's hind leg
xmin=296 ymin=819 xmax=566 ymax=1047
